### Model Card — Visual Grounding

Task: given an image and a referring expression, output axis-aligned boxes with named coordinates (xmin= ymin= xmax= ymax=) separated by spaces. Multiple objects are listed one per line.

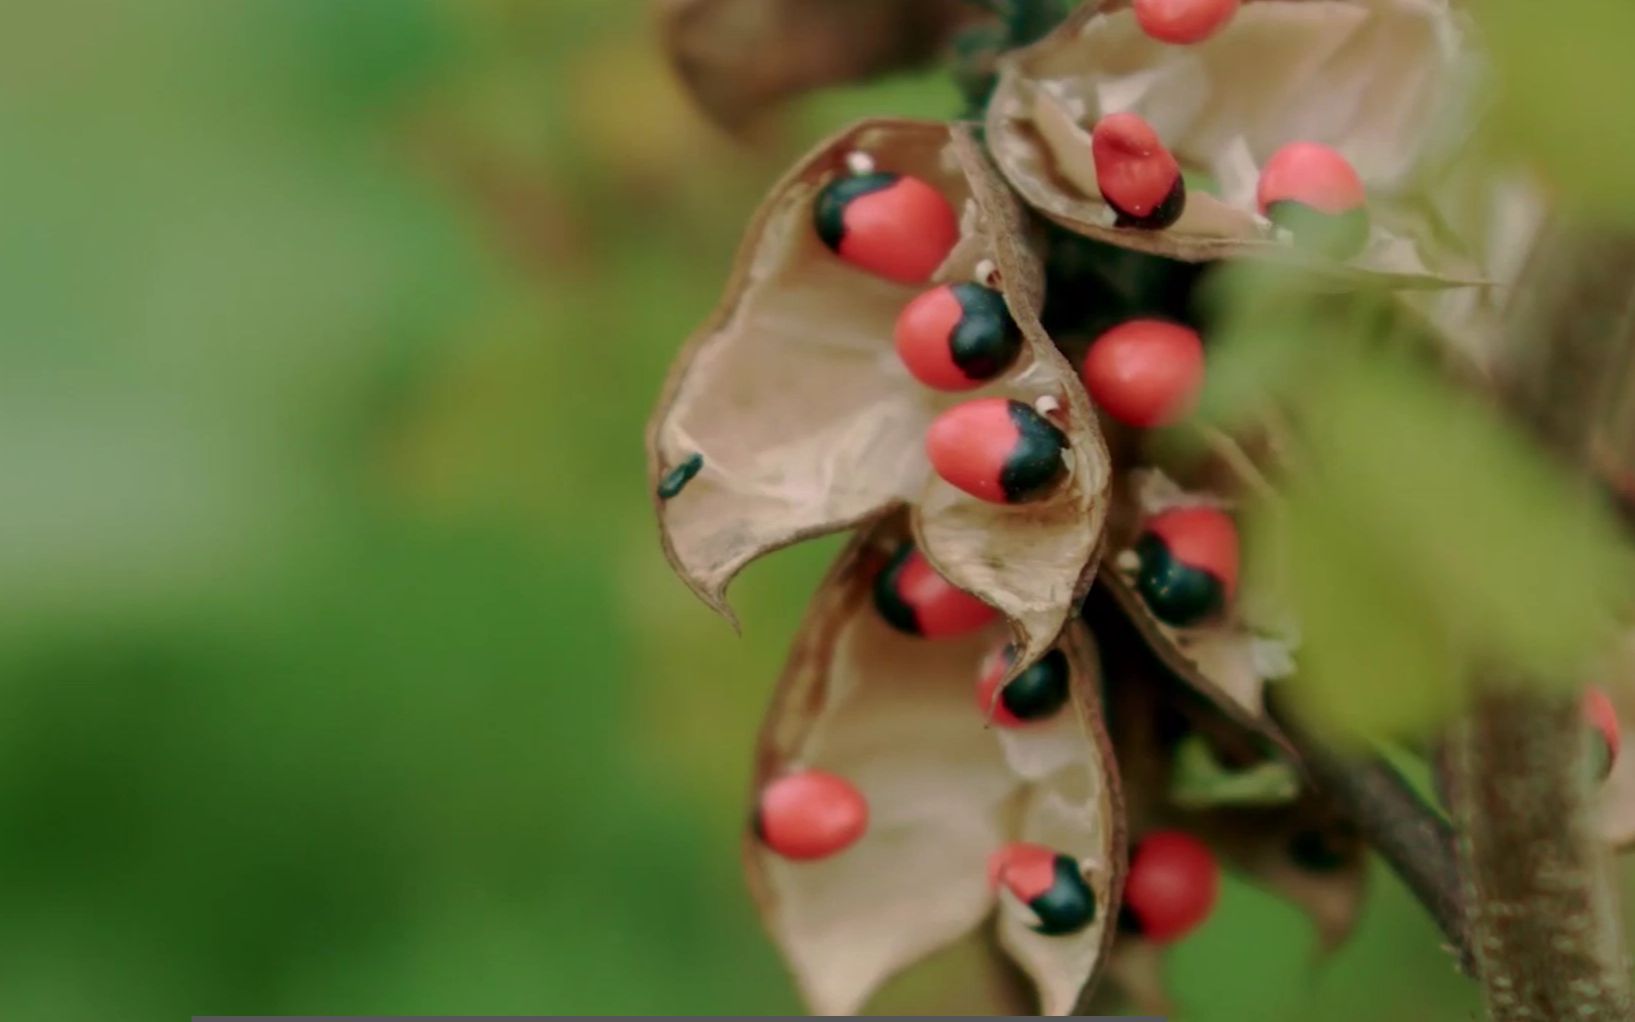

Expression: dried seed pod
xmin=1102 ymin=627 xmax=1368 ymax=953
xmin=747 ymin=519 xmax=1123 ymax=1015
xmin=658 ymin=0 xmax=977 ymax=130
xmin=649 ymin=119 xmax=1110 ymax=668
xmin=984 ymin=0 xmax=1486 ymax=281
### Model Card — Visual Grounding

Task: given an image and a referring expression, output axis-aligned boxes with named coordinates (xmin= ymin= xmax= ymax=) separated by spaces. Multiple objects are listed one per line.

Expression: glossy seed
xmin=895 ymin=283 xmax=1022 ymax=391
xmin=813 ymin=171 xmax=959 ymax=285
xmin=1134 ymin=506 xmax=1238 ymax=627
xmin=976 ymin=645 xmax=1071 ymax=726
xmin=989 ymin=842 xmax=1098 ymax=935
xmin=1092 ymin=113 xmax=1186 ymax=230
xmin=926 ymin=397 xmax=1068 ymax=504
xmin=873 ymin=543 xmax=999 ymax=639
xmin=1081 ymin=318 xmax=1205 ymax=427
xmin=1122 ymin=830 xmax=1219 ymax=942
xmin=1257 ymin=142 xmax=1369 ymax=258
xmin=1585 ymin=686 xmax=1621 ymax=781
xmin=1134 ymin=0 xmax=1240 ymax=43
xmin=755 ymin=770 xmax=869 ymax=861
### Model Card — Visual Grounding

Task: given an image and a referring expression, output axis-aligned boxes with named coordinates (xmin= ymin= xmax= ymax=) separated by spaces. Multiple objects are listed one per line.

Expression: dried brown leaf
xmin=985 ymin=0 xmax=1484 ymax=283
xmin=746 ymin=517 xmax=1123 ymax=1014
xmin=649 ymin=119 xmax=1110 ymax=655
xmin=656 ymin=0 xmax=974 ymax=131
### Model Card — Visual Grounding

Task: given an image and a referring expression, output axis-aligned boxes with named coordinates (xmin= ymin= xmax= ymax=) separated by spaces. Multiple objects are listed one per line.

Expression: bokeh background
xmin=10 ymin=0 xmax=1615 ymax=1017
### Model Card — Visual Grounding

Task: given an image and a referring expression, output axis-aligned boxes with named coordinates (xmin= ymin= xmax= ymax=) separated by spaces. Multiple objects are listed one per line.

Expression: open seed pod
xmin=649 ymin=119 xmax=1111 ymax=665
xmin=1096 ymin=466 xmax=1296 ymax=751
xmin=1102 ymin=620 xmax=1366 ymax=967
xmin=985 ymin=0 xmax=1486 ymax=283
xmin=658 ymin=0 xmax=976 ymax=130
xmin=746 ymin=517 xmax=1124 ymax=1015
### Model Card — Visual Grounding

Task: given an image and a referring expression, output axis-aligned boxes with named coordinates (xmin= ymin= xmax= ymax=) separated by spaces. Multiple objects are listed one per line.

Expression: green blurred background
xmin=0 ymin=1 xmax=1486 ymax=1017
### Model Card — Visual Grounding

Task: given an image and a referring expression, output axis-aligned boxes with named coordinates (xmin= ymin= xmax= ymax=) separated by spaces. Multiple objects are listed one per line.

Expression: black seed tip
xmin=1000 ymin=649 xmax=1070 ymax=722
xmin=947 ymin=283 xmax=1022 ymax=383
xmin=813 ymin=171 xmax=898 ymax=252
xmin=999 ymin=400 xmax=1068 ymax=503
xmin=1134 ymin=531 xmax=1224 ymax=627
xmin=872 ymin=543 xmax=922 ymax=635
xmin=1265 ymin=200 xmax=1370 ymax=259
xmin=657 ymin=452 xmax=704 ymax=500
xmin=1030 ymin=854 xmax=1097 ymax=935
xmin=1112 ymin=175 xmax=1186 ymax=231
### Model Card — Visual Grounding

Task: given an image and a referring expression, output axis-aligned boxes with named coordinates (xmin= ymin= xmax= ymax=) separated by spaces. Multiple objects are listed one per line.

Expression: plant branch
xmin=1451 ymin=224 xmax=1635 ymax=1022
xmin=1267 ymin=695 xmax=1475 ymax=974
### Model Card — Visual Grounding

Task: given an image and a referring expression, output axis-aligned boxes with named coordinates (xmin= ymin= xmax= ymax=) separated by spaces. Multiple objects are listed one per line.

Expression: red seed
xmin=1092 ymin=113 xmax=1185 ymax=228
xmin=893 ymin=547 xmax=1000 ymax=638
xmin=896 ymin=285 xmax=978 ymax=391
xmin=1125 ymin=830 xmax=1219 ymax=942
xmin=1134 ymin=0 xmax=1240 ymax=44
xmin=757 ymin=770 xmax=869 ymax=861
xmin=1081 ymin=319 xmax=1204 ymax=427
xmin=988 ymin=841 xmax=1060 ymax=903
xmin=837 ymin=177 xmax=959 ymax=285
xmin=975 ymin=646 xmax=1026 ymax=728
xmin=1257 ymin=142 xmax=1365 ymax=216
xmin=1585 ymin=686 xmax=1621 ymax=774
xmin=926 ymin=397 xmax=1066 ymax=504
xmin=1142 ymin=506 xmax=1239 ymax=599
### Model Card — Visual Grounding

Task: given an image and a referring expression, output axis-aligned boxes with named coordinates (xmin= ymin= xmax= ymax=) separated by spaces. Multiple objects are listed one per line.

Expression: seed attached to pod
xmin=755 ymin=770 xmax=869 ymax=861
xmin=1092 ymin=113 xmax=1186 ymax=230
xmin=895 ymin=283 xmax=1022 ymax=391
xmin=926 ymin=397 xmax=1068 ymax=504
xmin=1121 ymin=830 xmax=1219 ymax=942
xmin=1134 ymin=506 xmax=1239 ymax=627
xmin=1584 ymin=686 xmax=1621 ymax=781
xmin=813 ymin=170 xmax=960 ymax=285
xmin=1134 ymin=0 xmax=1240 ymax=43
xmin=1081 ymin=318 xmax=1204 ymax=427
xmin=989 ymin=842 xmax=1098 ymax=935
xmin=976 ymin=645 xmax=1071 ymax=727
xmin=1257 ymin=142 xmax=1369 ymax=258
xmin=873 ymin=543 xmax=999 ymax=638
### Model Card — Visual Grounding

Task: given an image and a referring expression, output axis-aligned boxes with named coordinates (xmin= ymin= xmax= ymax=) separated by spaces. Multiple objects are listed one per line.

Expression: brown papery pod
xmin=1098 ymin=467 xmax=1298 ymax=753
xmin=1590 ymin=633 xmax=1635 ymax=850
xmin=657 ymin=0 xmax=976 ymax=131
xmin=746 ymin=517 xmax=1124 ymax=1015
xmin=985 ymin=0 xmax=1485 ymax=284
xmin=1104 ymin=623 xmax=1368 ymax=959
xmin=649 ymin=119 xmax=1111 ymax=667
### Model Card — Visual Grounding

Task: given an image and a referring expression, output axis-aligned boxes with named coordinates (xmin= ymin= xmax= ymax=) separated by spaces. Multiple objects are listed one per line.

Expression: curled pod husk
xmin=984 ymin=0 xmax=1485 ymax=284
xmin=657 ymin=0 xmax=977 ymax=131
xmin=746 ymin=517 xmax=1124 ymax=1015
xmin=649 ymin=119 xmax=1111 ymax=666
xmin=1102 ymin=624 xmax=1367 ymax=958
xmin=1098 ymin=467 xmax=1297 ymax=751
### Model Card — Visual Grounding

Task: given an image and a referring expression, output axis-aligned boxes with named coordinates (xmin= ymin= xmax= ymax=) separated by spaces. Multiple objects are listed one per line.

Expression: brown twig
xmin=1450 ymin=224 xmax=1635 ymax=1021
xmin=1268 ymin=695 xmax=1475 ymax=975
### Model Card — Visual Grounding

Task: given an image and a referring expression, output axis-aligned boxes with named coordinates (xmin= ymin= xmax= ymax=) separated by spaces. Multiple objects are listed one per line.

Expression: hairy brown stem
xmin=1450 ymin=225 xmax=1635 ymax=1021
xmin=1268 ymin=696 xmax=1474 ymax=974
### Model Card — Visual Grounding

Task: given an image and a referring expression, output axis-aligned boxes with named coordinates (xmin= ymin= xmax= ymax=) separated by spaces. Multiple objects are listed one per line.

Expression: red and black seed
xmin=980 ymin=645 xmax=1071 ymax=724
xmin=999 ymin=402 xmax=1069 ymax=502
xmin=991 ymin=843 xmax=1098 ymax=935
xmin=1135 ymin=531 xmax=1222 ymax=626
xmin=872 ymin=542 xmax=999 ymax=639
xmin=813 ymin=172 xmax=898 ymax=251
